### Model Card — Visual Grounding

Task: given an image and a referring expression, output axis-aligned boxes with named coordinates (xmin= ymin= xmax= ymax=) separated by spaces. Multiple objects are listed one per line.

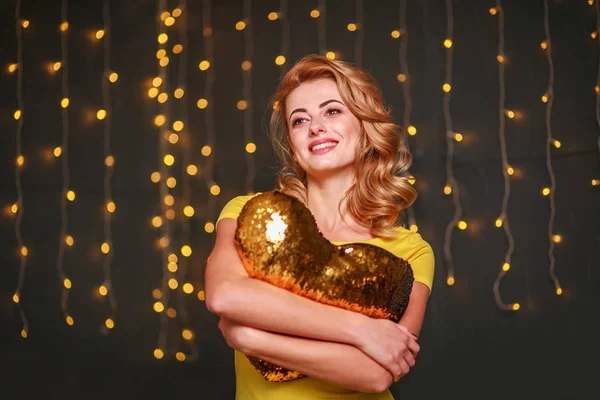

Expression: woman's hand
xmin=218 ymin=317 xmax=258 ymax=354
xmin=354 ymin=318 xmax=420 ymax=381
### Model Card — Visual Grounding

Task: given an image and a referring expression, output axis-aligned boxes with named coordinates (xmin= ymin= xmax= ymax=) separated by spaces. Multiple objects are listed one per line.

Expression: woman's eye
xmin=326 ymin=108 xmax=341 ymax=116
xmin=292 ymin=118 xmax=306 ymax=127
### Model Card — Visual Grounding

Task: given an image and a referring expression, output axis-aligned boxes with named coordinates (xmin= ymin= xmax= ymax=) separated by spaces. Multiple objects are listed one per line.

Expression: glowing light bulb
xmin=101 ymin=242 xmax=110 ymax=254
xmin=199 ymin=60 xmax=210 ymax=71
xmin=109 ymin=72 xmax=118 ymax=82
xmin=447 ymin=276 xmax=455 ymax=286
xmin=106 ymin=201 xmax=116 ymax=213
xmin=235 ymin=21 xmax=246 ymax=30
xmin=542 ymin=187 xmax=551 ymax=196
xmin=197 ymin=98 xmax=208 ymax=109
xmin=66 ymin=190 xmax=76 ymax=201
xmin=99 ymin=285 xmax=108 ymax=296
xmin=172 ymin=120 xmax=184 ymax=131
xmin=95 ymin=29 xmax=104 ymax=40
xmin=502 ymin=262 xmax=510 ymax=272
xmin=173 ymin=44 xmax=183 ymax=54
xmin=210 ymin=184 xmax=221 ymax=196
xmin=205 ymin=222 xmax=215 ymax=233
xmin=163 ymin=154 xmax=175 ymax=166
xmin=442 ymin=83 xmax=452 ymax=92
xmin=182 ymin=283 xmax=194 ymax=293
xmin=183 ymin=206 xmax=195 ymax=217
xmin=246 ymin=143 xmax=257 ymax=153
xmin=347 ymin=23 xmax=357 ymax=31
xmin=444 ymin=39 xmax=453 ymax=48
xmin=397 ymin=73 xmax=407 ymax=82
xmin=153 ymin=302 xmax=165 ymax=313
xmin=105 ymin=318 xmax=114 ymax=329
xmin=201 ymin=146 xmax=212 ymax=156
xmin=237 ymin=100 xmax=248 ymax=110
xmin=444 ymin=185 xmax=452 ymax=195
xmin=181 ymin=245 xmax=192 ymax=257
xmin=275 ymin=55 xmax=286 ymax=66
xmin=391 ymin=30 xmax=401 ymax=39
xmin=182 ymin=329 xmax=193 ymax=340
xmin=154 ymin=349 xmax=164 ymax=359
xmin=457 ymin=220 xmax=468 ymax=230
xmin=97 ymin=109 xmax=107 ymax=120
xmin=495 ymin=218 xmax=503 ymax=228
xmin=268 ymin=12 xmax=279 ymax=21
xmin=66 ymin=315 xmax=74 ymax=325
xmin=186 ymin=164 xmax=198 ymax=175
xmin=310 ymin=9 xmax=320 ymax=18
xmin=158 ymin=33 xmax=168 ymax=44
xmin=61 ymin=98 xmax=70 ymax=108
xmin=325 ymin=51 xmax=336 ymax=60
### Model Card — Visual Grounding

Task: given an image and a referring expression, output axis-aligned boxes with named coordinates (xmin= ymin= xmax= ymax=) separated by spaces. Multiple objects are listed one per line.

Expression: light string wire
xmin=13 ymin=0 xmax=29 ymax=338
xmin=202 ymin=0 xmax=217 ymax=232
xmin=175 ymin=0 xmax=199 ymax=362
xmin=592 ymin=1 xmax=600 ymax=157
xmin=398 ymin=0 xmax=418 ymax=233
xmin=542 ymin=0 xmax=562 ymax=295
xmin=442 ymin=0 xmax=462 ymax=287
xmin=491 ymin=1 xmax=518 ymax=311
xmin=279 ymin=0 xmax=289 ymax=76
xmin=317 ymin=0 xmax=326 ymax=55
xmin=57 ymin=0 xmax=74 ymax=324
xmin=353 ymin=0 xmax=363 ymax=67
xmin=244 ymin=0 xmax=256 ymax=194
xmin=101 ymin=0 xmax=118 ymax=330
xmin=155 ymin=0 xmax=175 ymax=359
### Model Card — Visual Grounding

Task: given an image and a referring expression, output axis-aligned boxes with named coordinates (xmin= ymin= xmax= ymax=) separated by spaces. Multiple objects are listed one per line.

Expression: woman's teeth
xmin=311 ymin=142 xmax=337 ymax=152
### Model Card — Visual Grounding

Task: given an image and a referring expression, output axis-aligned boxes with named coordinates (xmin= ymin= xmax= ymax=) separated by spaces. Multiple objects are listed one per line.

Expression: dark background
xmin=1 ymin=0 xmax=599 ymax=399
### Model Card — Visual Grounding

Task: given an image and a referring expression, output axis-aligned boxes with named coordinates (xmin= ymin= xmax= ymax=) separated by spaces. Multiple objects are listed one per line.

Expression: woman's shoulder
xmin=379 ymin=226 xmax=434 ymax=258
xmin=217 ymin=192 xmax=264 ymax=224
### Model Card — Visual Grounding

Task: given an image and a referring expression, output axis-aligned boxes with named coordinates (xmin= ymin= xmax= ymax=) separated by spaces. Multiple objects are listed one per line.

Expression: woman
xmin=205 ymin=54 xmax=434 ymax=399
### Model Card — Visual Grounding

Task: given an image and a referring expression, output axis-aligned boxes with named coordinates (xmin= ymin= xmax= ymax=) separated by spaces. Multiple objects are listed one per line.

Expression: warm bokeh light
xmin=182 ymin=283 xmax=194 ymax=294
xmin=246 ymin=142 xmax=257 ymax=153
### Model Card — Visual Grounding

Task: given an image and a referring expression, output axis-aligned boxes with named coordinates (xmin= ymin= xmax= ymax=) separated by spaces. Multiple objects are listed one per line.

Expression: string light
xmin=100 ymin=0 xmax=118 ymax=330
xmin=12 ymin=0 xmax=29 ymax=339
xmin=277 ymin=0 xmax=290 ymax=75
xmin=201 ymin=0 xmax=218 ymax=235
xmin=55 ymin=0 xmax=75 ymax=326
xmin=353 ymin=0 xmax=363 ymax=67
xmin=491 ymin=1 xmax=519 ymax=311
xmin=317 ymin=0 xmax=326 ymax=55
xmin=441 ymin=0 xmax=463 ymax=288
xmin=153 ymin=0 xmax=174 ymax=360
xmin=595 ymin=0 xmax=600 ymax=173
xmin=243 ymin=0 xmax=256 ymax=194
xmin=173 ymin=0 xmax=198 ymax=362
xmin=398 ymin=0 xmax=418 ymax=233
xmin=542 ymin=0 xmax=562 ymax=295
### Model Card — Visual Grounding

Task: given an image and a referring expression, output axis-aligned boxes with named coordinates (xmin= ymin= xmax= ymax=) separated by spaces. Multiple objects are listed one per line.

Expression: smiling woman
xmin=204 ymin=54 xmax=434 ymax=400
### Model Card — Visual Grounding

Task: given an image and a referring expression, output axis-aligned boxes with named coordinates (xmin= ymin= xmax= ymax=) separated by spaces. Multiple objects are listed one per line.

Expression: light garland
xmin=352 ymin=0 xmax=363 ymax=67
xmin=12 ymin=0 xmax=29 ymax=339
xmin=315 ymin=0 xmax=326 ymax=56
xmin=201 ymin=0 xmax=218 ymax=236
xmin=595 ymin=0 xmax=600 ymax=167
xmin=100 ymin=0 xmax=118 ymax=333
xmin=396 ymin=0 xmax=418 ymax=234
xmin=441 ymin=0 xmax=463 ymax=288
xmin=174 ymin=0 xmax=198 ymax=362
xmin=244 ymin=0 xmax=256 ymax=194
xmin=57 ymin=0 xmax=74 ymax=325
xmin=490 ymin=2 xmax=519 ymax=311
xmin=542 ymin=0 xmax=562 ymax=295
xmin=277 ymin=0 xmax=290 ymax=75
xmin=153 ymin=0 xmax=175 ymax=360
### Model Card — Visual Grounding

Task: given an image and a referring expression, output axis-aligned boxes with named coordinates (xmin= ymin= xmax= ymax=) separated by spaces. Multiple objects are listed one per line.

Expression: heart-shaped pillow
xmin=234 ymin=191 xmax=414 ymax=382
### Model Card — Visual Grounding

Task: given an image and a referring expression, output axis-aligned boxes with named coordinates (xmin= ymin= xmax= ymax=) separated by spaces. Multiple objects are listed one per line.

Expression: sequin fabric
xmin=234 ymin=191 xmax=414 ymax=382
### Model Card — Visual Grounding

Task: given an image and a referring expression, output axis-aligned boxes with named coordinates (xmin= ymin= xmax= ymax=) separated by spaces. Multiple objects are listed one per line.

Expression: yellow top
xmin=216 ymin=193 xmax=435 ymax=400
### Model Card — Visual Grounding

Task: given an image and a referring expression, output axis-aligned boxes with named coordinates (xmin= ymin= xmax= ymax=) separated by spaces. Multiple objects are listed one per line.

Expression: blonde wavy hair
xmin=268 ymin=54 xmax=416 ymax=238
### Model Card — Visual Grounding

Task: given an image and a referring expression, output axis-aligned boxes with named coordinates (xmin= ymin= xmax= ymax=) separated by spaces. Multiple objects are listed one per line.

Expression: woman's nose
xmin=309 ymin=119 xmax=327 ymax=135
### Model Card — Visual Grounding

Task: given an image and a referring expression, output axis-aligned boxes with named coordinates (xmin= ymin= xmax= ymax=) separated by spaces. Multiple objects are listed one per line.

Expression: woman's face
xmin=285 ymin=78 xmax=362 ymax=178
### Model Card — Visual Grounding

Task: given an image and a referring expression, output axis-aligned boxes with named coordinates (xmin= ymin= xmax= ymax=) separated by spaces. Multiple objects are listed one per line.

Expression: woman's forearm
xmin=207 ymin=270 xmax=368 ymax=346
xmin=241 ymin=325 xmax=393 ymax=393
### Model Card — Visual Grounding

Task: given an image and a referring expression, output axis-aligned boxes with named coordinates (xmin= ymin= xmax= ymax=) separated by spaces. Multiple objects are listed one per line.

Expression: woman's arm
xmin=218 ymin=318 xmax=393 ymax=393
xmin=205 ymin=217 xmax=418 ymax=378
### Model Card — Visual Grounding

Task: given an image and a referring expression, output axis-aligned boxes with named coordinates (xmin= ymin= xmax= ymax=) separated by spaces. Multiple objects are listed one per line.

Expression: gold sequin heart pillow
xmin=234 ymin=191 xmax=414 ymax=383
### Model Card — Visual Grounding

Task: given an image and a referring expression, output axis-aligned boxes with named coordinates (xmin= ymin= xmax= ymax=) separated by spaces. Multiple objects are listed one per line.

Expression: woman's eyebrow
xmin=288 ymin=99 xmax=344 ymax=120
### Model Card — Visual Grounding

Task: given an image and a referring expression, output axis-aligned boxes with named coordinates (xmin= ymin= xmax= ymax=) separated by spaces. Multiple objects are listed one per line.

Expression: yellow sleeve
xmin=404 ymin=233 xmax=435 ymax=294
xmin=216 ymin=193 xmax=262 ymax=231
